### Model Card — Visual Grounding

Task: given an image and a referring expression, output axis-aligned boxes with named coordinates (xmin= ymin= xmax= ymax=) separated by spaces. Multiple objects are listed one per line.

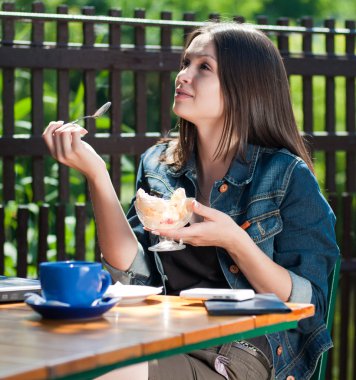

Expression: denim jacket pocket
xmin=145 ymin=171 xmax=177 ymax=196
xmin=246 ymin=210 xmax=282 ymax=244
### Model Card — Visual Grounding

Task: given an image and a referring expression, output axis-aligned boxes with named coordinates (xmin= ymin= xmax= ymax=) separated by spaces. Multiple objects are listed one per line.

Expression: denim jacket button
xmin=219 ymin=183 xmax=229 ymax=193
xmin=229 ymin=265 xmax=239 ymax=274
xmin=276 ymin=345 xmax=283 ymax=356
xmin=286 ymin=376 xmax=295 ymax=380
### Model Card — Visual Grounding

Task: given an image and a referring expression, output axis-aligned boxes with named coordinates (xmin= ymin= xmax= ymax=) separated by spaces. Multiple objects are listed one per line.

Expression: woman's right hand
xmin=42 ymin=121 xmax=107 ymax=181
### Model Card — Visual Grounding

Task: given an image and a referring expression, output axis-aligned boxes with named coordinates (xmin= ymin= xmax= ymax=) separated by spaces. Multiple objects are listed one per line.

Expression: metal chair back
xmin=311 ymin=255 xmax=341 ymax=380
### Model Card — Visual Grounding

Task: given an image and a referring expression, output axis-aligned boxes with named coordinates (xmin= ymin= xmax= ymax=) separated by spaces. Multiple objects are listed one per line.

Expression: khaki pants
xmin=149 ymin=342 xmax=275 ymax=380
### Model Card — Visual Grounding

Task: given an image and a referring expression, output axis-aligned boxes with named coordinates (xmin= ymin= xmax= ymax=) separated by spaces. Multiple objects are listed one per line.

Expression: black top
xmin=158 ymin=245 xmax=228 ymax=296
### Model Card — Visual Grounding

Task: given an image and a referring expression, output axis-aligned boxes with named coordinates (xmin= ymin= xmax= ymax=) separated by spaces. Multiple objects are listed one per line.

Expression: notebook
xmin=204 ymin=293 xmax=291 ymax=316
xmin=0 ymin=276 xmax=41 ymax=303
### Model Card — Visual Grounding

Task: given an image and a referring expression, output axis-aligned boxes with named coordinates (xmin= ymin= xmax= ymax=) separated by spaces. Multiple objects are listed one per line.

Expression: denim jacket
xmin=104 ymin=142 xmax=340 ymax=380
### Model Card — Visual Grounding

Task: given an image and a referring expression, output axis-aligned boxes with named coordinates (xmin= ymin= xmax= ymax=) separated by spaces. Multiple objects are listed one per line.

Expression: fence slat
xmin=132 ymin=8 xmax=144 ymax=196
xmin=109 ymin=8 xmax=122 ymax=197
xmin=57 ymin=4 xmax=70 ymax=203
xmin=75 ymin=204 xmax=86 ymax=261
xmin=0 ymin=206 xmax=4 ymax=275
xmin=277 ymin=18 xmax=290 ymax=55
xmin=82 ymin=6 xmax=97 ymax=135
xmin=132 ymin=6 xmax=147 ymax=188
xmin=37 ymin=204 xmax=49 ymax=267
xmin=56 ymin=204 xmax=66 ymax=261
xmin=324 ymin=19 xmax=336 ymax=193
xmin=2 ymin=2 xmax=15 ymax=201
xmin=95 ymin=232 xmax=101 ymax=263
xmin=31 ymin=2 xmax=45 ymax=202
xmin=160 ymin=11 xmax=173 ymax=136
xmin=134 ymin=9 xmax=147 ymax=136
xmin=301 ymin=17 xmax=314 ymax=136
xmin=183 ymin=12 xmax=195 ymax=43
xmin=81 ymin=6 xmax=96 ymax=203
xmin=2 ymin=48 xmax=356 ymax=76
xmin=1 ymin=2 xmax=14 ymax=45
xmin=17 ymin=206 xmax=29 ymax=277
xmin=345 ymin=20 xmax=356 ymax=192
xmin=5 ymin=133 xmax=356 ymax=156
xmin=0 ymin=135 xmax=159 ymax=155
xmin=109 ymin=8 xmax=122 ymax=135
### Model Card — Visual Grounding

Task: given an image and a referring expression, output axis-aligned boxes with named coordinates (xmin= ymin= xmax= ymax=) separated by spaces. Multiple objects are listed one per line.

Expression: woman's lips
xmin=175 ymin=89 xmax=193 ymax=99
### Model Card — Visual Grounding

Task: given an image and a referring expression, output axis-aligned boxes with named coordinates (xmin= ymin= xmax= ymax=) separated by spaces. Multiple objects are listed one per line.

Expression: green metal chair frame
xmin=310 ymin=255 xmax=341 ymax=380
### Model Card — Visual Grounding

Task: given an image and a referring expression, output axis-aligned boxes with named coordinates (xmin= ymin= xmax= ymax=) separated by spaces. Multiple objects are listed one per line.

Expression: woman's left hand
xmin=153 ymin=201 xmax=247 ymax=251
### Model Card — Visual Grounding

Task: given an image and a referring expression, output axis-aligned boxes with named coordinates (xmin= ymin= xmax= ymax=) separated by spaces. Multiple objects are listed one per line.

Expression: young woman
xmin=43 ymin=22 xmax=339 ymax=380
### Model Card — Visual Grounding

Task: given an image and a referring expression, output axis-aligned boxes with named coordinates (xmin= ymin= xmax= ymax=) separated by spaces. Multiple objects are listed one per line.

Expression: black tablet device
xmin=204 ymin=293 xmax=292 ymax=315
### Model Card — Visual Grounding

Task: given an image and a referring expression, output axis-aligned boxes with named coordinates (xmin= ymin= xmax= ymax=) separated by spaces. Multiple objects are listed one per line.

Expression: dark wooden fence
xmin=0 ymin=3 xmax=355 ymax=379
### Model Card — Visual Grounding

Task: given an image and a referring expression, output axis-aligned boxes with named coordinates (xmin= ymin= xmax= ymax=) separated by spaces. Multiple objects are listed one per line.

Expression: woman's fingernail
xmin=193 ymin=200 xmax=199 ymax=208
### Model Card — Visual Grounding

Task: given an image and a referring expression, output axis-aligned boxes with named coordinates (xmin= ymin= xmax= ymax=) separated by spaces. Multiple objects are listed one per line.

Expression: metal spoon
xmin=69 ymin=102 xmax=111 ymax=124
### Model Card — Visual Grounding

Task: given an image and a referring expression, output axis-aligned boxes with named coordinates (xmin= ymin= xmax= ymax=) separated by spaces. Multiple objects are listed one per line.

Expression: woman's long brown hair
xmin=164 ymin=22 xmax=313 ymax=173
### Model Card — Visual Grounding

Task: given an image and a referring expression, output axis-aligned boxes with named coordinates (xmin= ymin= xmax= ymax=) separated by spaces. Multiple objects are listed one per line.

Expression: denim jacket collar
xmin=224 ymin=144 xmax=260 ymax=187
xmin=167 ymin=144 xmax=260 ymax=187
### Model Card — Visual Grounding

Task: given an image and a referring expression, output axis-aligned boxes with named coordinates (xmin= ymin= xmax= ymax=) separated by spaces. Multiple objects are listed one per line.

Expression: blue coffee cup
xmin=39 ymin=261 xmax=112 ymax=307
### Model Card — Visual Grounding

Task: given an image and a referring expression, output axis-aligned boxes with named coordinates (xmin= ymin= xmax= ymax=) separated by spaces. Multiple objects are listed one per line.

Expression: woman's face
xmin=173 ymin=33 xmax=224 ymax=128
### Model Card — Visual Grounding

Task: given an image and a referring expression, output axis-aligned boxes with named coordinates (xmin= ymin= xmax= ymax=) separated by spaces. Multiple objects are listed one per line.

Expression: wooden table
xmin=0 ymin=295 xmax=314 ymax=380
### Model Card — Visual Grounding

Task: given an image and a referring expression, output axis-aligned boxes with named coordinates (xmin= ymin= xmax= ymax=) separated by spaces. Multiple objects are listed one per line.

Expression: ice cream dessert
xmin=135 ymin=188 xmax=193 ymax=230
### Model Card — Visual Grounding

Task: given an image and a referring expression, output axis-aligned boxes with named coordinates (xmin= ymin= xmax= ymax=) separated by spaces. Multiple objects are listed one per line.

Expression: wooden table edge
xmin=51 ymin=302 xmax=314 ymax=380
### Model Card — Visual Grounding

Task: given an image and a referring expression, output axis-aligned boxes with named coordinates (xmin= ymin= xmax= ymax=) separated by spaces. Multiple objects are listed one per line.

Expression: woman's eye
xmin=180 ymin=59 xmax=190 ymax=69
xmin=200 ymin=63 xmax=210 ymax=70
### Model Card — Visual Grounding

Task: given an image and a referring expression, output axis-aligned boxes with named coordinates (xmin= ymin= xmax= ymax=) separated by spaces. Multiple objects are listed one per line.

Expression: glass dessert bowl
xmin=134 ymin=188 xmax=194 ymax=251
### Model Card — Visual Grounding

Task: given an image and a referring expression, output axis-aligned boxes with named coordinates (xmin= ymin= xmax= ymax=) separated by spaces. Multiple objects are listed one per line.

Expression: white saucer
xmin=104 ymin=284 xmax=163 ymax=304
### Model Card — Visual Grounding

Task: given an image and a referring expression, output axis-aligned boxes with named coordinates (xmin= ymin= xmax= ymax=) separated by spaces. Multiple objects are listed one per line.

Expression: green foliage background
xmin=2 ymin=0 xmax=356 ymax=23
